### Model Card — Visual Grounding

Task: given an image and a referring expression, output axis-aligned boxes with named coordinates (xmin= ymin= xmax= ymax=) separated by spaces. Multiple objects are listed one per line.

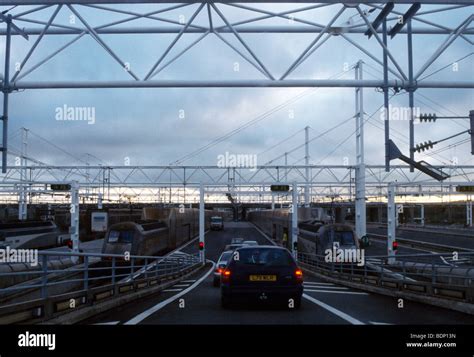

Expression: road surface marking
xmin=124 ymin=262 xmax=216 ymax=325
xmin=251 ymin=223 xmax=277 ymax=246
xmin=163 ymin=289 xmax=183 ymax=292
xmin=181 ymin=280 xmax=197 ymax=283
xmin=304 ymin=282 xmax=335 ymax=286
xmin=93 ymin=321 xmax=120 ymax=325
xmin=304 ymin=286 xmax=349 ymax=290
xmin=173 ymin=284 xmax=190 ymax=287
xmin=369 ymin=321 xmax=393 ymax=325
xmin=303 ymin=293 xmax=365 ymax=325
xmin=304 ymin=289 xmax=369 ymax=295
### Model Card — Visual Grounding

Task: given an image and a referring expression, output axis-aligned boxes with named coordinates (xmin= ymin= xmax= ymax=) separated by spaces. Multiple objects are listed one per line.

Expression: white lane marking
xmin=304 ymin=289 xmax=369 ymax=295
xmin=369 ymin=321 xmax=393 ymax=325
xmin=173 ymin=284 xmax=190 ymax=287
xmin=304 ymin=282 xmax=335 ymax=286
xmin=303 ymin=293 xmax=365 ymax=325
xmin=94 ymin=321 xmax=120 ymax=325
xmin=181 ymin=280 xmax=196 ymax=283
xmin=251 ymin=223 xmax=277 ymax=246
xmin=304 ymin=286 xmax=349 ymax=290
xmin=163 ymin=289 xmax=183 ymax=292
xmin=124 ymin=262 xmax=216 ymax=325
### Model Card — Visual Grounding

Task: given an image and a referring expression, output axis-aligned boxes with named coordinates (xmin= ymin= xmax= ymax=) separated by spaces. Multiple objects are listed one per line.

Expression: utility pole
xmin=355 ymin=61 xmax=366 ymax=240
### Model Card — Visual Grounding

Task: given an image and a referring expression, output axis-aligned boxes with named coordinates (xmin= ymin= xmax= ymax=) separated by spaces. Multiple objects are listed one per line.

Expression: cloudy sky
xmin=1 ymin=2 xmax=473 ymax=175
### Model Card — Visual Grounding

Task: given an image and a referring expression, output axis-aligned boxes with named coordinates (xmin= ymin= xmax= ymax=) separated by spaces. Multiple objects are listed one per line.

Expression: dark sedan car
xmin=220 ymin=245 xmax=303 ymax=309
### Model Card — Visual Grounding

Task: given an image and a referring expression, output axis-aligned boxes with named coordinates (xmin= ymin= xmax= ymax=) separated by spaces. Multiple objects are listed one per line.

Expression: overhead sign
xmin=456 ymin=186 xmax=474 ymax=193
xmin=51 ymin=184 xmax=71 ymax=191
xmin=271 ymin=185 xmax=290 ymax=192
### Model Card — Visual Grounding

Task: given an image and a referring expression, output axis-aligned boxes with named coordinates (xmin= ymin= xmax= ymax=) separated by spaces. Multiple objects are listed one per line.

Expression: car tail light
xmin=295 ymin=269 xmax=303 ymax=279
xmin=221 ymin=269 xmax=231 ymax=282
xmin=216 ymin=268 xmax=223 ymax=274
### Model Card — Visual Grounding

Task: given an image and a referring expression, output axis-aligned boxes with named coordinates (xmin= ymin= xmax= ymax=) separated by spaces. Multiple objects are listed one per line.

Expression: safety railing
xmin=297 ymin=251 xmax=474 ymax=306
xmin=0 ymin=250 xmax=202 ymax=323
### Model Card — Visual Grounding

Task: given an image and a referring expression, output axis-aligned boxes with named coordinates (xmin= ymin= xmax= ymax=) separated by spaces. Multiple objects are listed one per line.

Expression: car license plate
xmin=249 ymin=275 xmax=276 ymax=282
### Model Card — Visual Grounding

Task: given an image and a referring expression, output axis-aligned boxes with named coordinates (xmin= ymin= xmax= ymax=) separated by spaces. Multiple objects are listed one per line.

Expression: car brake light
xmin=221 ymin=269 xmax=231 ymax=282
xmin=295 ymin=269 xmax=303 ymax=279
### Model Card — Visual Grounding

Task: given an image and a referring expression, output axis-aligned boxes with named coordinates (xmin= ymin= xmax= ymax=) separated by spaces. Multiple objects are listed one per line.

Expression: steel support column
xmin=70 ymin=181 xmax=80 ymax=254
xmin=466 ymin=198 xmax=472 ymax=227
xmin=387 ymin=182 xmax=396 ymax=264
xmin=383 ymin=19 xmax=390 ymax=172
xmin=18 ymin=127 xmax=28 ymax=220
xmin=304 ymin=126 xmax=310 ymax=207
xmin=354 ymin=61 xmax=366 ymax=240
xmin=291 ymin=182 xmax=298 ymax=260
xmin=407 ymin=19 xmax=415 ymax=172
xmin=199 ymin=182 xmax=205 ymax=263
xmin=1 ymin=15 xmax=12 ymax=174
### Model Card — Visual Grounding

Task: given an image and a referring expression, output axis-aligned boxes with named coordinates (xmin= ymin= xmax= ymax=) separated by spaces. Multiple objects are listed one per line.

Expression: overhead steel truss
xmin=0 ymin=163 xmax=473 ymax=203
xmin=0 ymin=1 xmax=472 ymax=179
xmin=3 ymin=164 xmax=474 ymax=185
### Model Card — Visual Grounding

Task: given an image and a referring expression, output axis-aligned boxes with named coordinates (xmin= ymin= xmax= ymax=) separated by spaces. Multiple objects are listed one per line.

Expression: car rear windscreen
xmin=232 ymin=248 xmax=293 ymax=266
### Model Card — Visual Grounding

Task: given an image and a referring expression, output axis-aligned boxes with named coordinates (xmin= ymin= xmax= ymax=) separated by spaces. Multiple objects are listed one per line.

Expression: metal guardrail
xmin=368 ymin=233 xmax=473 ymax=253
xmin=297 ymin=251 xmax=474 ymax=305
xmin=0 ymin=250 xmax=202 ymax=323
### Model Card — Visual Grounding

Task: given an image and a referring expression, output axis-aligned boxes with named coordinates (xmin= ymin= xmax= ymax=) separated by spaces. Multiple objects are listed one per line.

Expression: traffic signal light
xmin=271 ymin=185 xmax=290 ymax=192
xmin=51 ymin=184 xmax=72 ymax=191
xmin=392 ymin=241 xmax=398 ymax=251
xmin=199 ymin=241 xmax=204 ymax=250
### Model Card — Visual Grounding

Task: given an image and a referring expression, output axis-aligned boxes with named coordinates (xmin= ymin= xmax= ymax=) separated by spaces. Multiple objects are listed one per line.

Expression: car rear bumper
xmin=221 ymin=285 xmax=303 ymax=300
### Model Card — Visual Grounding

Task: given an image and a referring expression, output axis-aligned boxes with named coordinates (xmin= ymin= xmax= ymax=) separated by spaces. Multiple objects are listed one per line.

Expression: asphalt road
xmin=83 ymin=222 xmax=474 ymax=325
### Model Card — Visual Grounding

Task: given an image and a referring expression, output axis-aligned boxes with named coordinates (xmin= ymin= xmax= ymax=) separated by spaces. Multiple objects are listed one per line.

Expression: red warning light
xmin=392 ymin=241 xmax=398 ymax=251
xmin=199 ymin=241 xmax=204 ymax=250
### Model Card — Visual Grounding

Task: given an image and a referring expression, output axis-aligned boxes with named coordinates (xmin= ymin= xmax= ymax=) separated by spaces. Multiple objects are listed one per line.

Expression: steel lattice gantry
xmin=1 ymin=163 xmax=474 ymax=204
xmin=0 ymin=1 xmax=472 ymax=179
